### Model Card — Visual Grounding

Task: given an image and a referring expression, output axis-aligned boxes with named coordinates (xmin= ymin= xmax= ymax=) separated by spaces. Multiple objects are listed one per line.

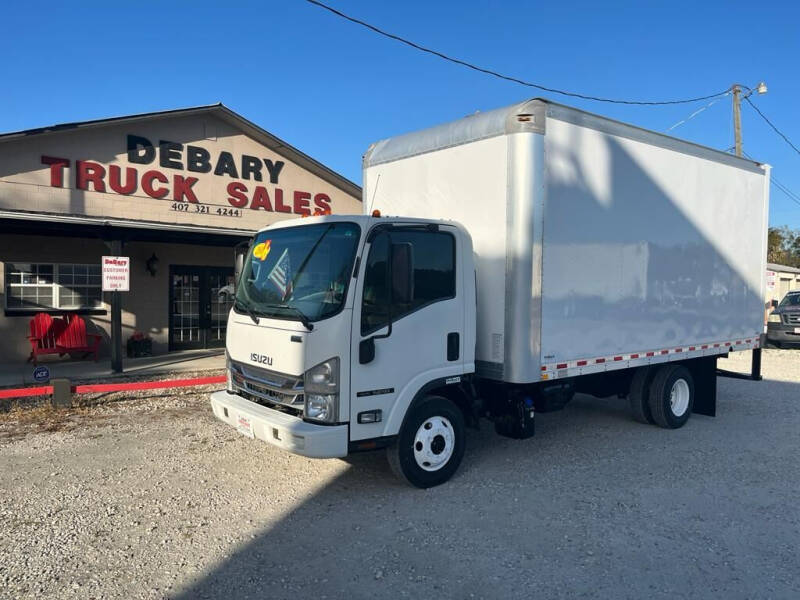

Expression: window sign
xmin=102 ymin=256 xmax=130 ymax=292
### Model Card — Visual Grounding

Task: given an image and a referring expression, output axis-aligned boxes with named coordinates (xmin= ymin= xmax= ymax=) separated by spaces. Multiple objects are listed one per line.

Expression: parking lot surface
xmin=1 ymin=349 xmax=799 ymax=599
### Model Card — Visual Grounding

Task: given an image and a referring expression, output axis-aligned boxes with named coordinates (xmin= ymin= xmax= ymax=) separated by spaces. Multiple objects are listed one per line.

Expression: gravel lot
xmin=1 ymin=349 xmax=799 ymax=599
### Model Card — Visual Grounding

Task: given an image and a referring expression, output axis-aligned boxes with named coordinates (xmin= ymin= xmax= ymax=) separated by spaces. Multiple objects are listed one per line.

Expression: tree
xmin=767 ymin=226 xmax=800 ymax=268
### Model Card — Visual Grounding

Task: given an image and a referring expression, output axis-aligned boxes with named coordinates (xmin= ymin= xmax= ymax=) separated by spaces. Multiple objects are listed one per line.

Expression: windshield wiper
xmin=234 ymin=300 xmax=261 ymax=325
xmin=273 ymin=304 xmax=314 ymax=331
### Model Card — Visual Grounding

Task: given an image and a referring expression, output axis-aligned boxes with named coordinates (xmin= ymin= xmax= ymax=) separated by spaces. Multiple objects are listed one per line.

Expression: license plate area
xmin=236 ymin=413 xmax=255 ymax=438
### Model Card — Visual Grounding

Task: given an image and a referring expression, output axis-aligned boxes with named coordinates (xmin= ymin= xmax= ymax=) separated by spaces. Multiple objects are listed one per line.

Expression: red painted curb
xmin=74 ymin=376 xmax=226 ymax=394
xmin=0 ymin=386 xmax=53 ymax=399
xmin=0 ymin=375 xmax=226 ymax=400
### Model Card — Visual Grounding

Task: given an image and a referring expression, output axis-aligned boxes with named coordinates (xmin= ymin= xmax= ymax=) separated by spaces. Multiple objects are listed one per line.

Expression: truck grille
xmin=230 ymin=360 xmax=304 ymax=416
xmin=785 ymin=313 xmax=800 ymax=325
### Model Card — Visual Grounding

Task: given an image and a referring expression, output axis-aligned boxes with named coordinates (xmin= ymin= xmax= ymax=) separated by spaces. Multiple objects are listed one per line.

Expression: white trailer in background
xmin=212 ymin=98 xmax=769 ymax=487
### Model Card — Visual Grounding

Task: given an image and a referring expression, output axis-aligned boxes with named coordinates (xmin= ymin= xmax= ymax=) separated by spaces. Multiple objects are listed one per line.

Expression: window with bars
xmin=5 ymin=263 xmax=103 ymax=311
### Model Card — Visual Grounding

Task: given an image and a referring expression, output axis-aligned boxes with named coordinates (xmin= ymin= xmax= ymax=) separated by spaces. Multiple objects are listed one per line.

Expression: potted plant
xmin=126 ymin=331 xmax=153 ymax=358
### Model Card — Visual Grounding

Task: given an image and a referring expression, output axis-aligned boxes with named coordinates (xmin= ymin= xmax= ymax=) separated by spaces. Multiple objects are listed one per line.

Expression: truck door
xmin=350 ymin=225 xmax=464 ymax=441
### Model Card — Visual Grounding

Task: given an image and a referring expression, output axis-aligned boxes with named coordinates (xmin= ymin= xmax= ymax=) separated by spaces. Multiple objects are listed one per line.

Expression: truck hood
xmin=226 ymin=311 xmax=308 ymax=376
xmin=775 ymin=305 xmax=800 ymax=315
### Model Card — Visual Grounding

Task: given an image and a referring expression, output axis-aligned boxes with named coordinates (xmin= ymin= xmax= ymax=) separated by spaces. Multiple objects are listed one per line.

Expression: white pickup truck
xmin=211 ymin=98 xmax=769 ymax=487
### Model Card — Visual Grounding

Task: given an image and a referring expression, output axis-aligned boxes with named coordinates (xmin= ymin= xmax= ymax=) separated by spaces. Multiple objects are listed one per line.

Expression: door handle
xmin=447 ymin=332 xmax=459 ymax=361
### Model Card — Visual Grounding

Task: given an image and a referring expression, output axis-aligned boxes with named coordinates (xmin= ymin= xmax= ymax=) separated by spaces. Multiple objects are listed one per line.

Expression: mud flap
xmin=690 ymin=356 xmax=717 ymax=417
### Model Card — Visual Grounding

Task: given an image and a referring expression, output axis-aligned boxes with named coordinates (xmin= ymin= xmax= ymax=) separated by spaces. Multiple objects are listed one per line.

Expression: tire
xmin=387 ymin=395 xmax=466 ymax=488
xmin=647 ymin=365 xmax=694 ymax=429
xmin=628 ymin=367 xmax=655 ymax=424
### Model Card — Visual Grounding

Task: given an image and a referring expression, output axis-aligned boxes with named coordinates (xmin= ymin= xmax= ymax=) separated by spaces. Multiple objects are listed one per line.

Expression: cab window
xmin=361 ymin=229 xmax=456 ymax=335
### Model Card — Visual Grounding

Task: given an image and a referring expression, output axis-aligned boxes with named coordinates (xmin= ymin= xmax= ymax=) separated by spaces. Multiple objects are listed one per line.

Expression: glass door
xmin=169 ymin=266 xmax=234 ymax=350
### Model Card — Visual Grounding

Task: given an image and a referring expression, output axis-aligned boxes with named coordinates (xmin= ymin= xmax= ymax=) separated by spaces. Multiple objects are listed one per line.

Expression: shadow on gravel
xmin=170 ymin=378 xmax=800 ymax=600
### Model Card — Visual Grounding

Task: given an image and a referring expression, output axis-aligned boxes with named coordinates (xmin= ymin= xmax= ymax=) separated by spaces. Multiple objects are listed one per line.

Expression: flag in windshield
xmin=268 ymin=248 xmax=292 ymax=300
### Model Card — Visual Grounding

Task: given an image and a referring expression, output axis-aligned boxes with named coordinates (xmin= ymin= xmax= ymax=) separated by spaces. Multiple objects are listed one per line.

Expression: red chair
xmin=56 ymin=314 xmax=102 ymax=361
xmin=27 ymin=313 xmax=67 ymax=365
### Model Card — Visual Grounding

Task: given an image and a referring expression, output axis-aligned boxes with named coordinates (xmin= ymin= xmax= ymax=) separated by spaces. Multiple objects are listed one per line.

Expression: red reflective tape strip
xmin=646 ymin=352 xmax=655 ymax=357
xmin=541 ymin=366 xmax=546 ymax=371
xmin=689 ymin=346 xmax=696 ymax=351
xmin=596 ymin=358 xmax=605 ymax=364
xmin=613 ymin=356 xmax=623 ymax=361
xmin=73 ymin=375 xmax=226 ymax=394
xmin=701 ymin=345 xmax=708 ymax=349
xmin=557 ymin=363 xmax=568 ymax=369
xmin=735 ymin=340 xmax=742 ymax=345
xmin=714 ymin=343 xmax=720 ymax=348
xmin=630 ymin=354 xmax=639 ymax=359
xmin=0 ymin=386 xmax=53 ymax=399
xmin=660 ymin=350 xmax=669 ymax=355
xmin=577 ymin=360 xmax=587 ymax=366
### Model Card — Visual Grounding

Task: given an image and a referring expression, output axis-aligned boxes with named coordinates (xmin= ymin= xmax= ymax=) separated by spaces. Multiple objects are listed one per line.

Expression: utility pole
xmin=732 ymin=84 xmax=743 ymax=157
xmin=730 ymin=81 xmax=767 ymax=380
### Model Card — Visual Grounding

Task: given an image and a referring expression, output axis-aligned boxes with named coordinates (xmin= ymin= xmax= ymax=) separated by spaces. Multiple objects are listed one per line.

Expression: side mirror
xmin=391 ymin=242 xmax=414 ymax=305
xmin=359 ymin=337 xmax=375 ymax=364
xmin=234 ymin=240 xmax=250 ymax=294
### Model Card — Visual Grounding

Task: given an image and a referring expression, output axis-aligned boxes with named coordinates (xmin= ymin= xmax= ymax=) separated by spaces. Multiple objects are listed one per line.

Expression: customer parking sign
xmin=102 ymin=256 xmax=130 ymax=292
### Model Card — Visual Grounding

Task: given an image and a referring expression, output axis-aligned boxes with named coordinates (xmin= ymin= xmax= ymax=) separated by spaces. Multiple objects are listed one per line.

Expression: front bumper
xmin=210 ymin=391 xmax=348 ymax=458
xmin=766 ymin=323 xmax=800 ymax=345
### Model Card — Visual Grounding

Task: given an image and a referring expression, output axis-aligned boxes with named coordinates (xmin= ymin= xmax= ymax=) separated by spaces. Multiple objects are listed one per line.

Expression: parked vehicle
xmin=210 ymin=98 xmax=769 ymax=487
xmin=767 ymin=290 xmax=800 ymax=348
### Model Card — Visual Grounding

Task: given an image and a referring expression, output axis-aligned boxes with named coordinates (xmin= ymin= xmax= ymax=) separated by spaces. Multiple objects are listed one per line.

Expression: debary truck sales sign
xmin=0 ymin=110 xmax=362 ymax=231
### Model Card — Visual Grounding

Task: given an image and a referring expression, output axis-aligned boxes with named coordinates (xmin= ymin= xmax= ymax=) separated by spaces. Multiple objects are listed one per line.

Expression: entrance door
xmin=169 ymin=266 xmax=235 ymax=350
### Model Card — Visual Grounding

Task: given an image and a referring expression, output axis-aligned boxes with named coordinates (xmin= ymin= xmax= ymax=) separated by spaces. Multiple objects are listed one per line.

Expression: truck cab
xmin=211 ymin=214 xmax=477 ymax=487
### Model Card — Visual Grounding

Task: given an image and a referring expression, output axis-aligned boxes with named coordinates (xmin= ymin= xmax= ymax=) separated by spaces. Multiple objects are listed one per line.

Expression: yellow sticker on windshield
xmin=253 ymin=240 xmax=271 ymax=261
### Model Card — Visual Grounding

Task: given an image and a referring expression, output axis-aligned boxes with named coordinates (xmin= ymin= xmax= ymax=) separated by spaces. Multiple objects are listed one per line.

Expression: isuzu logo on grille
xmin=250 ymin=353 xmax=273 ymax=366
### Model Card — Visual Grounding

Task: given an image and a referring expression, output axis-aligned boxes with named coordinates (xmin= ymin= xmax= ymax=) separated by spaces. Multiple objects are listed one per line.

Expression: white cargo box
xmin=363 ymin=99 xmax=769 ymax=384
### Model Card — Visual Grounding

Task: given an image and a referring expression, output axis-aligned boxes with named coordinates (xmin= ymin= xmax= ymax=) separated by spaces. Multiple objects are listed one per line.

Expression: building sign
xmin=102 ymin=256 xmax=130 ymax=291
xmin=41 ymin=134 xmax=333 ymax=217
xmin=766 ymin=270 xmax=776 ymax=291
xmin=0 ymin=108 xmax=362 ymax=231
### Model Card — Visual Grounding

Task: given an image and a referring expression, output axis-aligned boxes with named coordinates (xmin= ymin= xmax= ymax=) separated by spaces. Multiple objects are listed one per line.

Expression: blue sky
xmin=2 ymin=0 xmax=798 ymax=227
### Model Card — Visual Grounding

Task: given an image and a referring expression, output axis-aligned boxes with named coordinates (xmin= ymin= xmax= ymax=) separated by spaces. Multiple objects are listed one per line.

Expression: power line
xmin=772 ymin=179 xmax=800 ymax=207
xmin=743 ymin=151 xmax=800 ymax=208
xmin=667 ymin=92 xmax=730 ymax=131
xmin=744 ymin=96 xmax=800 ymax=156
xmin=304 ymin=0 xmax=731 ymax=106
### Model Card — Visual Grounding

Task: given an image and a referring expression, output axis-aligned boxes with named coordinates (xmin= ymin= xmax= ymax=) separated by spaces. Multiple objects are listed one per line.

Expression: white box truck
xmin=211 ymin=98 xmax=769 ymax=487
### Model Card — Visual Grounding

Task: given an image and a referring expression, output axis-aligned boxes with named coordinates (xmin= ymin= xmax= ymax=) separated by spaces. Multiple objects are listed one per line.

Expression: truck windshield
xmin=779 ymin=293 xmax=800 ymax=308
xmin=235 ymin=222 xmax=361 ymax=323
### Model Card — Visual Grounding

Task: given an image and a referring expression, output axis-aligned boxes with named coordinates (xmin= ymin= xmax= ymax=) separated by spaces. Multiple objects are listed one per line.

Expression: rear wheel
xmin=388 ymin=395 xmax=465 ymax=488
xmin=628 ymin=367 xmax=655 ymax=424
xmin=647 ymin=365 xmax=694 ymax=429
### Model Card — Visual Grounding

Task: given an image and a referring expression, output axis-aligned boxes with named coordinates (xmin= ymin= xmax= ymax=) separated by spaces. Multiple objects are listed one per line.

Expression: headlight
xmin=304 ymin=357 xmax=340 ymax=422
xmin=768 ymin=313 xmax=782 ymax=323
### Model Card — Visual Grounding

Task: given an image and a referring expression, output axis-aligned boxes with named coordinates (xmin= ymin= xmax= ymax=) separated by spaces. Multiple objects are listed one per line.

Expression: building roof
xmin=0 ymin=103 xmax=362 ymax=199
xmin=767 ymin=262 xmax=800 ymax=275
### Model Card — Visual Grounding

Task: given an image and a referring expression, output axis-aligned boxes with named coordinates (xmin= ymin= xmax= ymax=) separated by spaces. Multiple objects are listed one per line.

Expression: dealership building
xmin=0 ymin=105 xmax=362 ymax=364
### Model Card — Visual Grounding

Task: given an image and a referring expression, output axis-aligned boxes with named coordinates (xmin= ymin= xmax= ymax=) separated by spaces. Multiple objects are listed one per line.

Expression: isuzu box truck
xmin=211 ymin=98 xmax=769 ymax=487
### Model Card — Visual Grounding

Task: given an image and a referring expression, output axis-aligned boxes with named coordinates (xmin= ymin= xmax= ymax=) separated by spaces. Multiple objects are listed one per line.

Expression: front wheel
xmin=387 ymin=395 xmax=465 ymax=488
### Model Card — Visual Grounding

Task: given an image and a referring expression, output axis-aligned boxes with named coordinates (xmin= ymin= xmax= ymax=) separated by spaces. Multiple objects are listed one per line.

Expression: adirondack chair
xmin=56 ymin=314 xmax=102 ymax=360
xmin=27 ymin=313 xmax=67 ymax=364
